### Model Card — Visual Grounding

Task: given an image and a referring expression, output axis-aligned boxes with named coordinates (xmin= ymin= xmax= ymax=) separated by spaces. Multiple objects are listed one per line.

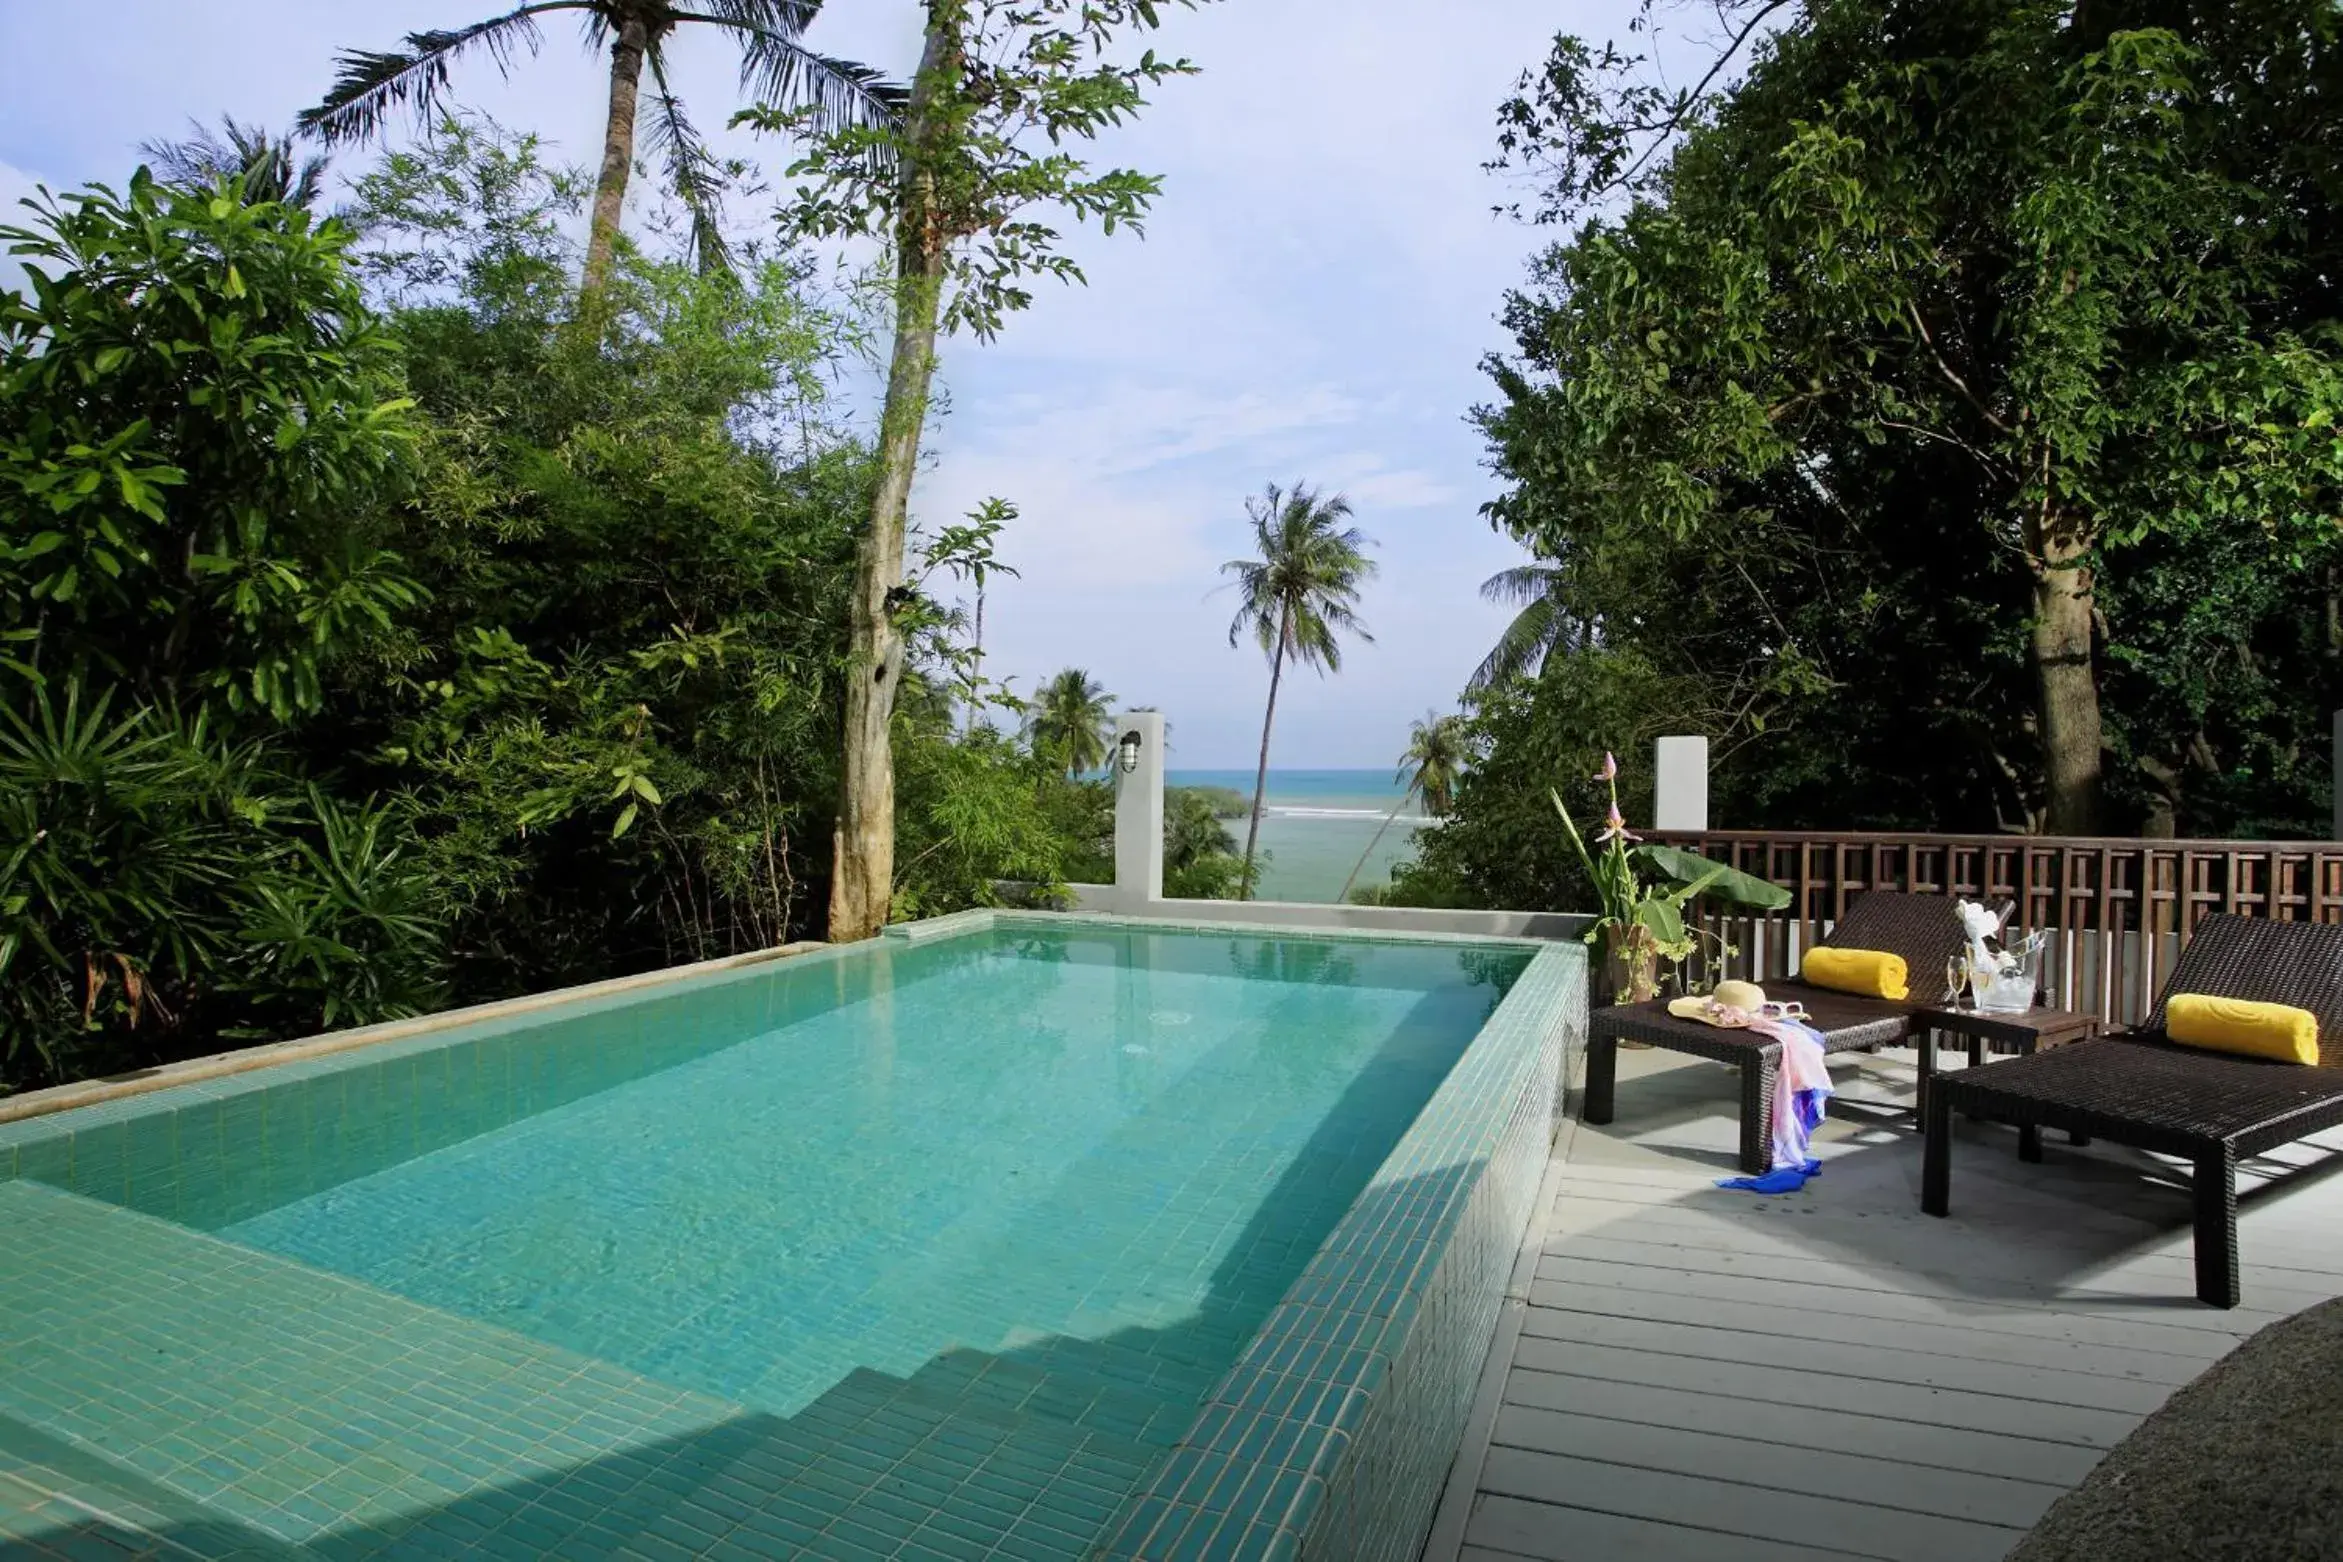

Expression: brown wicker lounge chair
xmin=1922 ymin=913 xmax=2343 ymax=1308
xmin=1584 ymin=890 xmax=1967 ymax=1174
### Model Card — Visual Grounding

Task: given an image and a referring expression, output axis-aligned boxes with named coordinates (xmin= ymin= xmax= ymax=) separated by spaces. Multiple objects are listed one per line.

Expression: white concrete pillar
xmin=1654 ymin=735 xmax=1710 ymax=832
xmin=1113 ymin=710 xmax=1166 ymax=908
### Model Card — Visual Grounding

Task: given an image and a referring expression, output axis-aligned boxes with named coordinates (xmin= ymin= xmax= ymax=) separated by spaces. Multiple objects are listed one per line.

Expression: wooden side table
xmin=1915 ymin=1004 xmax=2103 ymax=1160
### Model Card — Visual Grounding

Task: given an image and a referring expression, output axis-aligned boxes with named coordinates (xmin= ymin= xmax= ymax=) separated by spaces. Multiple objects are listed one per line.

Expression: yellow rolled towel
xmin=2167 ymin=993 xmax=2319 ymax=1065
xmin=1801 ymin=947 xmax=1909 ymax=1001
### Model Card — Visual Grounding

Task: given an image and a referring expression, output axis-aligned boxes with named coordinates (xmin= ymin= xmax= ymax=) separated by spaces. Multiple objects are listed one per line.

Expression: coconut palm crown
xmin=1222 ymin=482 xmax=1376 ymax=898
xmin=1028 ymin=668 xmax=1117 ymax=778
xmin=300 ymin=1 xmax=901 ymax=285
xmin=1339 ymin=710 xmax=1467 ymax=902
xmin=142 ymin=118 xmax=332 ymax=209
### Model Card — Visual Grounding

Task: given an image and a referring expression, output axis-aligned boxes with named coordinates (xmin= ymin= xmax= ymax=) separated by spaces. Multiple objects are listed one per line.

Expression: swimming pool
xmin=0 ymin=912 xmax=1582 ymax=1560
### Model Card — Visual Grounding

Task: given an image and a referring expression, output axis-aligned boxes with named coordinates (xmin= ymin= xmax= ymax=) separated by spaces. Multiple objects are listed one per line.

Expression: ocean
xmin=1167 ymin=769 xmax=1422 ymax=904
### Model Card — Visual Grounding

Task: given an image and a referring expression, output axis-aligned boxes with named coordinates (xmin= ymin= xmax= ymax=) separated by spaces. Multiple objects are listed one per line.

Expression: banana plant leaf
xmin=1631 ymin=844 xmax=1793 ymax=912
xmin=1630 ymin=862 xmax=1726 ymax=945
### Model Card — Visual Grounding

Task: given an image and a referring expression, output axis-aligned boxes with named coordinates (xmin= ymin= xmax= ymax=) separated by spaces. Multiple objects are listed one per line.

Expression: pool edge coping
xmin=0 ymin=939 xmax=836 ymax=1129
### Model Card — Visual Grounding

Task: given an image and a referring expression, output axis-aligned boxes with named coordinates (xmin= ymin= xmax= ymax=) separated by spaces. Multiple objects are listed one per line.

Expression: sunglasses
xmin=1758 ymin=1000 xmax=1808 ymax=1020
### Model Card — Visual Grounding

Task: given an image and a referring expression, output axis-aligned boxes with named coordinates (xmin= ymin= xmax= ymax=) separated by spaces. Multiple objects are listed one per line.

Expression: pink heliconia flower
xmin=1598 ymin=801 xmax=1639 ymax=844
xmin=1596 ymin=752 xmax=1618 ymax=782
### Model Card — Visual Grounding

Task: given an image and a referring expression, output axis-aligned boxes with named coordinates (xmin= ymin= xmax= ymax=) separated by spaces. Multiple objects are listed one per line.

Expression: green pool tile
xmin=14 ymin=1131 xmax=70 ymax=1190
xmin=2 ymin=919 xmax=1581 ymax=1562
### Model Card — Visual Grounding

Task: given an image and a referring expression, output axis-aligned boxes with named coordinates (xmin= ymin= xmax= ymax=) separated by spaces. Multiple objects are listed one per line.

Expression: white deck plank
xmin=1466 ymin=1492 xmax=1875 ymax=1562
xmin=1489 ymin=1403 xmax=2066 ymax=1528
xmin=1423 ymin=1046 xmax=2343 ymax=1562
xmin=1477 ymin=1445 xmax=2024 ymax=1562
xmin=1513 ymin=1307 xmax=2173 ymax=1413
xmin=1520 ymin=1279 xmax=2209 ymax=1385
xmin=1499 ymin=1367 xmax=2106 ymax=1486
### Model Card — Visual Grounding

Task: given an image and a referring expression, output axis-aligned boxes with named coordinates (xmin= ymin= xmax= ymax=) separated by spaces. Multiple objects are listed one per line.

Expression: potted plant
xmin=1554 ymin=754 xmax=1792 ymax=1004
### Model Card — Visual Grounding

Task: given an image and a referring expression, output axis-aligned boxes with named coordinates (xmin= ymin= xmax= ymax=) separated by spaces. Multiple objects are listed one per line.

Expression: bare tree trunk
xmin=2028 ymin=518 xmax=2103 ymax=835
xmin=583 ymin=15 xmax=650 ymax=296
xmin=828 ymin=18 xmax=956 ymax=942
xmin=1239 ymin=609 xmax=1292 ymax=901
xmin=1338 ymin=797 xmax=1407 ymax=904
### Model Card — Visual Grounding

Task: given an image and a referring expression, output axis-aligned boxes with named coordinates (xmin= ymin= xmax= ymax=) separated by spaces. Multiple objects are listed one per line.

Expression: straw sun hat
xmin=1667 ymin=980 xmax=1770 ymax=1029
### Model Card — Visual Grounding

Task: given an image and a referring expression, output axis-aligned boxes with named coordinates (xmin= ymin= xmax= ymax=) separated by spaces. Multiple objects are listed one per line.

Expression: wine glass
xmin=1943 ymin=954 xmax=1972 ymax=1010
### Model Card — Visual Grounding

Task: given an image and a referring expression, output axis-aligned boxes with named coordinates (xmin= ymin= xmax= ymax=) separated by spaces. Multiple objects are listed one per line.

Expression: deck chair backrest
xmin=2142 ymin=914 xmax=2343 ymax=1069
xmin=1817 ymin=891 xmax=1967 ymax=981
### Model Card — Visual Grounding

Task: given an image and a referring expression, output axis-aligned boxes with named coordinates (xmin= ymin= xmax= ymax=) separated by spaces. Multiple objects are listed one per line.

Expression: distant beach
xmin=1167 ymin=769 xmax=1422 ymax=903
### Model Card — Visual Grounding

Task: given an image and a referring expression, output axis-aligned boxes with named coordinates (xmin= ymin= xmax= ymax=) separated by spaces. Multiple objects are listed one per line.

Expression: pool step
xmin=884 ymin=1337 xmax=1204 ymax=1449
xmin=661 ymin=1362 xmax=1165 ymax=1560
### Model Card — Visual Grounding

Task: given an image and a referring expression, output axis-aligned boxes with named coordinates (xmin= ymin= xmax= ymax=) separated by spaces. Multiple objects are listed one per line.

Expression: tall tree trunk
xmin=1338 ymin=795 xmax=1408 ymax=904
xmin=828 ymin=18 xmax=956 ymax=942
xmin=1239 ymin=610 xmax=1292 ymax=901
xmin=2028 ymin=516 xmax=2104 ymax=835
xmin=583 ymin=16 xmax=650 ymax=296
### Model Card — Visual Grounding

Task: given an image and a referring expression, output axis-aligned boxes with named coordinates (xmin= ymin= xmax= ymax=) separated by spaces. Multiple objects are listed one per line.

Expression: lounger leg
xmin=2193 ymin=1146 xmax=2241 ymax=1309
xmin=2019 ymin=1124 xmax=2043 ymax=1163
xmin=1914 ymin=1028 xmax=1936 ymax=1129
xmin=1921 ymin=1087 xmax=1953 ymax=1216
xmin=1739 ymin=1049 xmax=1778 ymax=1176
xmin=1583 ymin=1033 xmax=1618 ymax=1126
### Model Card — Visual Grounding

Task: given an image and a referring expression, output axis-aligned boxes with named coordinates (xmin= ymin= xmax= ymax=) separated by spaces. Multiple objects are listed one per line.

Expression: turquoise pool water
xmin=1 ymin=921 xmax=1535 ymax=1559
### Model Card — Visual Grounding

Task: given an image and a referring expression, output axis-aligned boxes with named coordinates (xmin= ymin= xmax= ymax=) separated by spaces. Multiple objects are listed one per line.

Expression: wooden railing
xmin=1649 ymin=830 xmax=2343 ymax=1030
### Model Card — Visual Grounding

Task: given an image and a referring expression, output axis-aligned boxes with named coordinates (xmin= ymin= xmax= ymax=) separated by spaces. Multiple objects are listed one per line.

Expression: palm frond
xmin=1479 ymin=563 xmax=1562 ymax=608
xmin=642 ymin=46 xmax=734 ymax=278
xmin=679 ymin=0 xmax=908 ymax=131
xmin=299 ymin=5 xmax=578 ymax=144
xmin=1468 ymin=595 xmax=1566 ymax=692
xmin=141 ymin=116 xmax=331 ymax=208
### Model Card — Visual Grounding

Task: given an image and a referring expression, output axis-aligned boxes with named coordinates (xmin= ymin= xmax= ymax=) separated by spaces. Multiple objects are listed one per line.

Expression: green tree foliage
xmin=0 ymin=120 xmax=1127 ymax=1093
xmin=309 ymin=121 xmax=868 ymax=991
xmin=1027 ymin=667 xmax=1115 ymax=777
xmin=0 ymin=172 xmax=443 ymax=1086
xmin=1221 ymin=482 xmax=1375 ymax=899
xmin=1163 ymin=785 xmax=1243 ymax=900
xmin=1 ymin=170 xmax=421 ymax=720
xmin=1444 ymin=0 xmax=2343 ymax=887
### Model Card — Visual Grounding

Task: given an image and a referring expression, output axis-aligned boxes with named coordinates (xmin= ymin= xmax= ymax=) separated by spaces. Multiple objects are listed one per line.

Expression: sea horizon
xmin=1166 ymin=769 xmax=1425 ymax=902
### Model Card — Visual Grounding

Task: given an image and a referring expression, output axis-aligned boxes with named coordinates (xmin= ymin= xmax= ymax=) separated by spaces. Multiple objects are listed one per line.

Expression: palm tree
xmin=1223 ymin=482 xmax=1377 ymax=900
xmin=1468 ymin=562 xmax=1587 ymax=694
xmin=1339 ymin=711 xmax=1467 ymax=903
xmin=1028 ymin=669 xmax=1116 ymax=778
xmin=299 ymin=2 xmax=898 ymax=288
xmin=141 ymin=117 xmax=331 ymax=208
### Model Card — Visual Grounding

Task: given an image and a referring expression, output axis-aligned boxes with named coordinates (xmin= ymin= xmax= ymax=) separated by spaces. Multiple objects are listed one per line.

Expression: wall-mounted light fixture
xmin=1117 ymin=729 xmax=1144 ymax=775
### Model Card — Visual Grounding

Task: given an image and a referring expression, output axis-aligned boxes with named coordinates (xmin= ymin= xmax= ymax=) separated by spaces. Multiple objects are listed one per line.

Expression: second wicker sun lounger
xmin=1922 ymin=914 xmax=2343 ymax=1308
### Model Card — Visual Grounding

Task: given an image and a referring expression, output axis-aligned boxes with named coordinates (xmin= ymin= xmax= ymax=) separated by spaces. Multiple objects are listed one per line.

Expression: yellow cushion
xmin=2167 ymin=993 xmax=2319 ymax=1065
xmin=1801 ymin=947 xmax=1909 ymax=1001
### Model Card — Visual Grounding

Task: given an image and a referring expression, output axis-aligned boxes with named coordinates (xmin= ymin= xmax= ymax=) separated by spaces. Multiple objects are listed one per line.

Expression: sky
xmin=0 ymin=0 xmax=1649 ymax=768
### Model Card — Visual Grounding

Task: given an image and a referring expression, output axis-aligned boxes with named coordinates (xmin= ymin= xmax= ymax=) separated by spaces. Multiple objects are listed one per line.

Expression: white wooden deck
xmin=1424 ymin=1043 xmax=2343 ymax=1562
